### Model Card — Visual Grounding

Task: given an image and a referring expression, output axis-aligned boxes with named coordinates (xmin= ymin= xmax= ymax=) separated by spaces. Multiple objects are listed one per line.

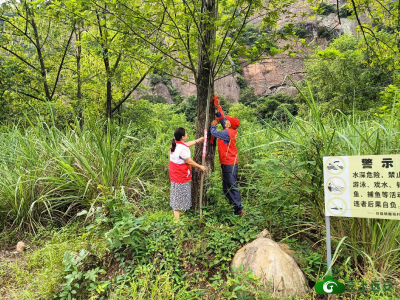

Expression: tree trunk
xmin=96 ymin=10 xmax=113 ymax=120
xmin=75 ymin=28 xmax=84 ymax=129
xmin=192 ymin=0 xmax=217 ymax=211
xmin=106 ymin=76 xmax=112 ymax=120
xmin=30 ymin=11 xmax=51 ymax=101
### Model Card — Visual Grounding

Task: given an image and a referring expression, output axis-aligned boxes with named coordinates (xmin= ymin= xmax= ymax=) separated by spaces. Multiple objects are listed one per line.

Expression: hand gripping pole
xmin=210 ymin=96 xmax=224 ymax=144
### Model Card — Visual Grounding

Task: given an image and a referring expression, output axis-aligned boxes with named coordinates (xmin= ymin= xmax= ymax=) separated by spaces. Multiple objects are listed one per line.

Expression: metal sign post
xmin=325 ymin=216 xmax=332 ymax=276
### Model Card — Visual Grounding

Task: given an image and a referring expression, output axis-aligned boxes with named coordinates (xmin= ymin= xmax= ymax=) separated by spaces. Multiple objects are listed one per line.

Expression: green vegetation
xmin=1 ymin=91 xmax=399 ymax=298
xmin=238 ymin=87 xmax=299 ymax=122
xmin=1 ymin=0 xmax=400 ymax=298
xmin=316 ymin=3 xmax=336 ymax=16
xmin=304 ymin=35 xmax=393 ymax=113
xmin=339 ymin=5 xmax=354 ymax=18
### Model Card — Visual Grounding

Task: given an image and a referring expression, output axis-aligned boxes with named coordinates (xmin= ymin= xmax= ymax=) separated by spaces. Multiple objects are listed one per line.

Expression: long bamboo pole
xmin=199 ymin=67 xmax=213 ymax=218
xmin=199 ymin=0 xmax=217 ymax=218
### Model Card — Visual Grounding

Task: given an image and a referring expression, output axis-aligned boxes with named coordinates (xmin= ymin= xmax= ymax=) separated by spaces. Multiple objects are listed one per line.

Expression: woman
xmin=169 ymin=127 xmax=206 ymax=220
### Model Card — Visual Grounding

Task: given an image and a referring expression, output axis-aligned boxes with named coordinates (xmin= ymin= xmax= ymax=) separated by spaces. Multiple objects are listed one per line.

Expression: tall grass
xmin=0 ymin=119 xmax=157 ymax=231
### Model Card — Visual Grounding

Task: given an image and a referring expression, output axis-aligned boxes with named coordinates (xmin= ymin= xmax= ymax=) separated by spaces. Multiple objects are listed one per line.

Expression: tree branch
xmin=112 ymin=67 xmax=152 ymax=114
xmin=160 ymin=0 xmax=197 ymax=78
xmin=349 ymin=0 xmax=380 ymax=62
xmin=13 ymin=89 xmax=45 ymax=102
xmin=214 ymin=2 xmax=252 ymax=76
xmin=0 ymin=45 xmax=39 ymax=71
xmin=50 ymin=23 xmax=75 ymax=100
xmin=213 ymin=2 xmax=241 ymax=71
xmin=40 ymin=18 xmax=52 ymax=50
xmin=112 ymin=51 xmax=123 ymax=74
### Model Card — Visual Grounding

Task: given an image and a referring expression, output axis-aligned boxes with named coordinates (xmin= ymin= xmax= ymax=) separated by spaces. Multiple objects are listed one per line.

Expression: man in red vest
xmin=210 ymin=108 xmax=244 ymax=216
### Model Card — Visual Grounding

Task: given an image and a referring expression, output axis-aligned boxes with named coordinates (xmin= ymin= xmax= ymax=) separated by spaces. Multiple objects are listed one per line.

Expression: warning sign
xmin=323 ymin=155 xmax=400 ymax=220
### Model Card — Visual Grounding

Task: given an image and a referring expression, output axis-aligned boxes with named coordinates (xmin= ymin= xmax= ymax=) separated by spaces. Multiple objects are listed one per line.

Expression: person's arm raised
xmin=186 ymin=137 xmax=204 ymax=147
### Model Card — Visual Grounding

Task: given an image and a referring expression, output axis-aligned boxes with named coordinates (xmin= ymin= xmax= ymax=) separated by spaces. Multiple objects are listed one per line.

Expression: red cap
xmin=225 ymin=115 xmax=240 ymax=130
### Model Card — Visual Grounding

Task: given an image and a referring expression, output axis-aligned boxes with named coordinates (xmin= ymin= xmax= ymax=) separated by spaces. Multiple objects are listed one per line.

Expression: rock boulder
xmin=231 ymin=234 xmax=309 ymax=298
xmin=16 ymin=241 xmax=25 ymax=252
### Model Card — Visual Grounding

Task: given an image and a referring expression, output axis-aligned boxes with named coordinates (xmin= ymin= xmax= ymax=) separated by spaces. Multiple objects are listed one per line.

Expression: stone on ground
xmin=16 ymin=241 xmax=25 ymax=252
xmin=231 ymin=231 xmax=309 ymax=298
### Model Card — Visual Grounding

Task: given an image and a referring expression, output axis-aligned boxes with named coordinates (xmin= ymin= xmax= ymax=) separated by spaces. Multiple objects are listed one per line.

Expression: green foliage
xmin=169 ymin=86 xmax=184 ymax=105
xmin=0 ymin=223 xmax=108 ymax=299
xmin=2 ymin=95 xmax=400 ymax=298
xmin=218 ymin=95 xmax=233 ymax=113
xmin=58 ymin=250 xmax=110 ymax=300
xmin=149 ymin=73 xmax=170 ymax=86
xmin=256 ymin=93 xmax=298 ymax=120
xmin=235 ymin=23 xmax=274 ymax=49
xmin=316 ymin=2 xmax=336 ymax=15
xmin=304 ymin=34 xmax=392 ymax=112
xmin=2 ymin=0 xmax=400 ymax=297
xmin=317 ymin=26 xmax=334 ymax=40
xmin=378 ymin=84 xmax=400 ymax=118
xmin=0 ymin=102 xmax=189 ymax=231
xmin=339 ymin=5 xmax=353 ymax=18
xmin=343 ymin=0 xmax=400 ymax=74
xmin=228 ymin=103 xmax=257 ymax=124
xmin=280 ymin=23 xmax=311 ymax=39
xmin=174 ymin=95 xmax=197 ymax=123
xmin=140 ymin=94 xmax=168 ymax=104
xmin=236 ymin=75 xmax=248 ymax=89
xmin=0 ymin=0 xmax=159 ymax=122
xmin=293 ymin=26 xmax=310 ymax=39
xmin=239 ymin=86 xmax=258 ymax=107
xmin=109 ymin=266 xmax=197 ymax=299
xmin=213 ymin=265 xmax=270 ymax=299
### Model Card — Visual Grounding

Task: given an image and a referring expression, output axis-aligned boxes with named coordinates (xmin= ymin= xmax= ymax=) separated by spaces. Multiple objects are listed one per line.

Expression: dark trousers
xmin=221 ymin=164 xmax=243 ymax=215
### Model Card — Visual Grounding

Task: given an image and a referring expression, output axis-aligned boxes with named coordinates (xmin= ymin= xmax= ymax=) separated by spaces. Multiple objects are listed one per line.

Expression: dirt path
xmin=0 ymin=248 xmax=25 ymax=300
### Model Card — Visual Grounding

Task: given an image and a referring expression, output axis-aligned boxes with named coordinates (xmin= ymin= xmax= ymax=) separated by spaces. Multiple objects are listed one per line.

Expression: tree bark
xmin=192 ymin=0 xmax=217 ymax=211
xmin=96 ymin=10 xmax=113 ymax=120
xmin=75 ymin=27 xmax=84 ymax=128
xmin=29 ymin=10 xmax=51 ymax=101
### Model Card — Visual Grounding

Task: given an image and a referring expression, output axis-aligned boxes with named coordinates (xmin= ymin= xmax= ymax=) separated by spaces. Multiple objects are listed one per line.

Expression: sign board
xmin=323 ymin=155 xmax=400 ymax=220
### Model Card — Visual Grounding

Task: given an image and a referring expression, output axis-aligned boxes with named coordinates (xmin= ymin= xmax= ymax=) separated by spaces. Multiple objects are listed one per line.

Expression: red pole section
xmin=202 ymin=129 xmax=208 ymax=158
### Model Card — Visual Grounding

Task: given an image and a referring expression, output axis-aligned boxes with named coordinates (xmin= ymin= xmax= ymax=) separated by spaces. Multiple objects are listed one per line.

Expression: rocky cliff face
xmin=170 ymin=74 xmax=241 ymax=103
xmin=139 ymin=0 xmax=362 ymax=103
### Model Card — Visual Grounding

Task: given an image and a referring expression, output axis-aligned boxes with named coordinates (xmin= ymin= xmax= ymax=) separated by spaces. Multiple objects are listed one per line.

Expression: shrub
xmin=339 ymin=5 xmax=353 ymax=18
xmin=174 ymin=95 xmax=197 ymax=123
xmin=280 ymin=24 xmax=311 ymax=39
xmin=236 ymin=75 xmax=248 ymax=89
xmin=317 ymin=26 xmax=334 ymax=40
xmin=293 ymin=26 xmax=310 ymax=38
xmin=140 ymin=94 xmax=168 ymax=104
xmin=304 ymin=34 xmax=392 ymax=112
xmin=239 ymin=86 xmax=258 ymax=107
xmin=228 ymin=103 xmax=257 ymax=123
xmin=317 ymin=2 xmax=336 ymax=15
xmin=256 ymin=93 xmax=298 ymax=120
xmin=0 ymin=224 xmax=108 ymax=299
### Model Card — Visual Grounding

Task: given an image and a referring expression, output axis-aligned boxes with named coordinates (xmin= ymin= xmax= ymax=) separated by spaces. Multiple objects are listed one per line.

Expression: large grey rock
xmin=154 ymin=82 xmax=174 ymax=104
xmin=231 ymin=235 xmax=309 ymax=298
